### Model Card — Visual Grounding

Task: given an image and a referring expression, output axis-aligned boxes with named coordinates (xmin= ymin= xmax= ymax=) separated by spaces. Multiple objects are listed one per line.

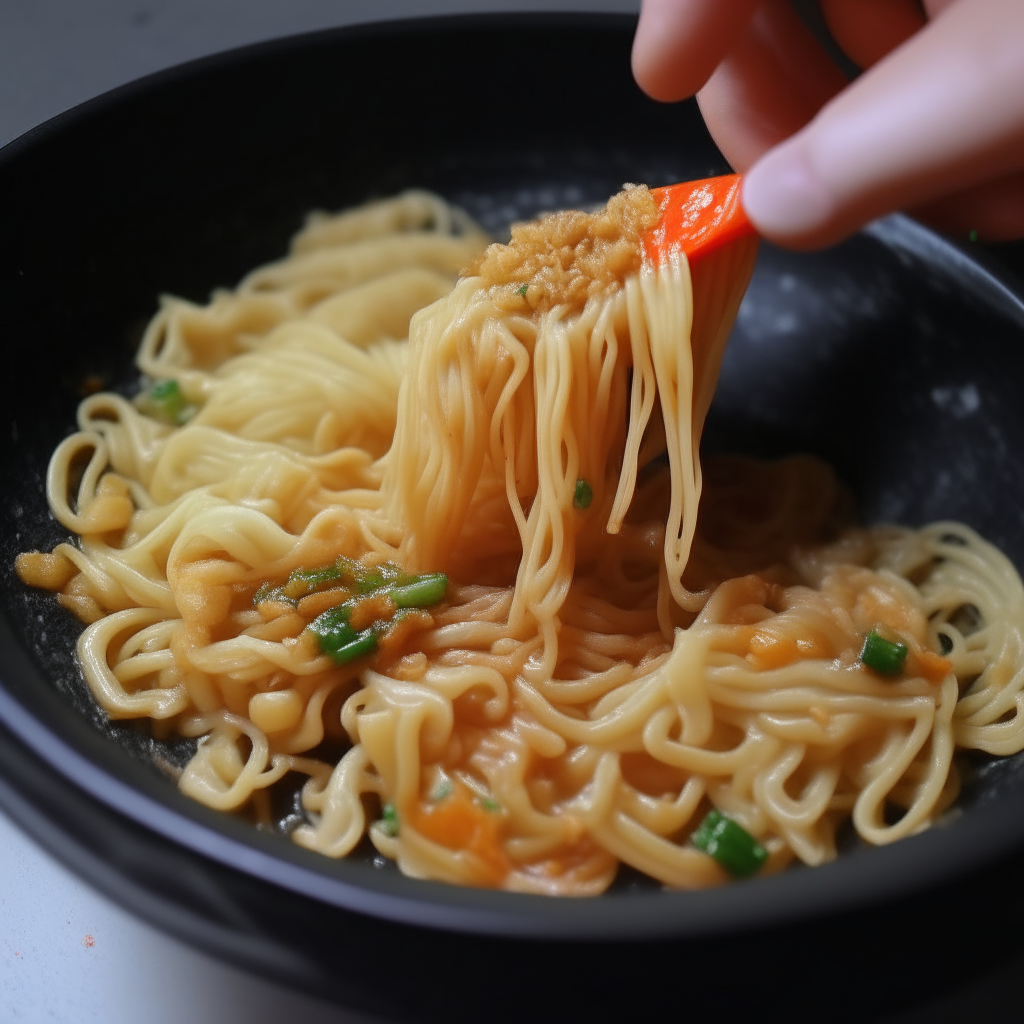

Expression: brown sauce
xmin=468 ymin=184 xmax=659 ymax=314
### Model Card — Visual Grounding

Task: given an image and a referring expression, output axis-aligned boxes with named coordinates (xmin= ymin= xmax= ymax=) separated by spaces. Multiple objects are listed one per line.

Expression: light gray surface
xmin=0 ymin=811 xmax=373 ymax=1024
xmin=0 ymin=0 xmax=638 ymax=149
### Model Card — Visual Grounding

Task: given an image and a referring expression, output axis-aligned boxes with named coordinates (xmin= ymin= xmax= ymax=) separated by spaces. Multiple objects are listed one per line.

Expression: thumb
xmin=742 ymin=0 xmax=1024 ymax=248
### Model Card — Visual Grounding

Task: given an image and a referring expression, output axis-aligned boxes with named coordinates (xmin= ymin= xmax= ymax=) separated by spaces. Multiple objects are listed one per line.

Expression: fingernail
xmin=743 ymin=141 xmax=835 ymax=240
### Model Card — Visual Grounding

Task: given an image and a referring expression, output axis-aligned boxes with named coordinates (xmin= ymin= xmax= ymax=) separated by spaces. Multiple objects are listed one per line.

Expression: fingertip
xmin=632 ymin=0 xmax=759 ymax=103
xmin=743 ymin=141 xmax=842 ymax=249
xmin=631 ymin=0 xmax=694 ymax=101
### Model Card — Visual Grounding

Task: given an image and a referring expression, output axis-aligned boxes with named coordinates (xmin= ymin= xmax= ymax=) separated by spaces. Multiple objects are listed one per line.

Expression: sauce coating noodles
xmin=18 ymin=189 xmax=1024 ymax=894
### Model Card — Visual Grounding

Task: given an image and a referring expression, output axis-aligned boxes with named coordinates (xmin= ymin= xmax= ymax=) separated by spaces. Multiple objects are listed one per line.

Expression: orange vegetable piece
xmin=748 ymin=631 xmax=801 ymax=671
xmin=642 ymin=174 xmax=755 ymax=267
xmin=410 ymin=785 xmax=509 ymax=887
xmin=909 ymin=648 xmax=954 ymax=684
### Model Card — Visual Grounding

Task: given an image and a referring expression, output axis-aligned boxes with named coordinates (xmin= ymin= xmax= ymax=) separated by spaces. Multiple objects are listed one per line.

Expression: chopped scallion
xmin=860 ymin=630 xmax=908 ymax=676
xmin=517 ymin=283 xmax=529 ymax=297
xmin=337 ymin=557 xmax=404 ymax=594
xmin=282 ymin=563 xmax=342 ymax=600
xmin=478 ymin=796 xmax=500 ymax=813
xmin=329 ymin=628 xmax=378 ymax=664
xmin=391 ymin=572 xmax=448 ymax=609
xmin=144 ymin=379 xmax=194 ymax=425
xmin=307 ymin=604 xmax=357 ymax=659
xmin=573 ymin=479 xmax=593 ymax=510
xmin=691 ymin=809 xmax=767 ymax=878
xmin=380 ymin=802 xmax=399 ymax=837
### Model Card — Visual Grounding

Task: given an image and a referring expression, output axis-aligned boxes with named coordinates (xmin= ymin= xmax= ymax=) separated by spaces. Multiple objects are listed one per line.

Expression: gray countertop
xmin=0 ymin=0 xmax=637 ymax=150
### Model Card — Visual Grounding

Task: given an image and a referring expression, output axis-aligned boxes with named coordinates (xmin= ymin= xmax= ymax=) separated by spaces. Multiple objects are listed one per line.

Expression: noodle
xmin=17 ymin=187 xmax=1024 ymax=895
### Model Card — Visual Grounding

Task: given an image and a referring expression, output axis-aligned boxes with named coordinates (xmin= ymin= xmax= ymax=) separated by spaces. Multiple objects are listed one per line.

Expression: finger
xmin=910 ymin=169 xmax=1024 ymax=241
xmin=695 ymin=0 xmax=848 ymax=172
xmin=819 ymin=0 xmax=925 ymax=70
xmin=631 ymin=0 xmax=761 ymax=102
xmin=743 ymin=0 xmax=1024 ymax=248
xmin=922 ymin=0 xmax=959 ymax=16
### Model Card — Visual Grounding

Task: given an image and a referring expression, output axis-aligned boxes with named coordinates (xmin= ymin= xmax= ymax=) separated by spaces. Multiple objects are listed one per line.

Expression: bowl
xmin=2 ymin=13 xmax=1024 ymax=1022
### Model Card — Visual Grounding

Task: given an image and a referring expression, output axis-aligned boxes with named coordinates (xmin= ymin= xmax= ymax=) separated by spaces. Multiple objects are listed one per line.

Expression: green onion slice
xmin=691 ymin=809 xmax=768 ymax=878
xmin=269 ymin=560 xmax=445 ymax=659
xmin=277 ymin=557 xmax=409 ymax=602
xmin=282 ymin=563 xmax=343 ymax=600
xmin=307 ymin=603 xmax=379 ymax=663
xmin=860 ymin=629 xmax=908 ymax=676
xmin=380 ymin=802 xmax=399 ymax=837
xmin=333 ymin=557 xmax=404 ymax=594
xmin=573 ymin=479 xmax=593 ymax=510
xmin=329 ymin=628 xmax=378 ymax=665
xmin=391 ymin=572 xmax=448 ymax=609
xmin=517 ymin=283 xmax=529 ymax=297
xmin=308 ymin=604 xmax=356 ymax=656
xmin=144 ymin=379 xmax=194 ymax=425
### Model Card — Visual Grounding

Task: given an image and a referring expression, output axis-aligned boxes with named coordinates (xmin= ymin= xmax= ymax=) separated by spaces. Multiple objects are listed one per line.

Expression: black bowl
xmin=2 ymin=14 xmax=1024 ymax=1023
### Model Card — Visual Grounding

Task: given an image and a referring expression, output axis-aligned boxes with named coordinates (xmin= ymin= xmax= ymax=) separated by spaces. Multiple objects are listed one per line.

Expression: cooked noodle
xmin=17 ymin=188 xmax=1024 ymax=894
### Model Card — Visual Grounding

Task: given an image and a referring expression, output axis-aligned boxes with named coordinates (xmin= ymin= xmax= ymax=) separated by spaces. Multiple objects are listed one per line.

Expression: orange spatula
xmin=644 ymin=174 xmax=760 ymax=435
xmin=643 ymin=174 xmax=755 ymax=267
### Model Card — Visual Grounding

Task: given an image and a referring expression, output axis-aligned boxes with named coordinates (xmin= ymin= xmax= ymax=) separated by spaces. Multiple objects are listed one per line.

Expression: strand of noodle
xmin=753 ymin=745 xmax=840 ymax=864
xmin=708 ymin=660 xmax=938 ymax=696
xmin=112 ymin=619 xmax=178 ymax=660
xmin=272 ymin=679 xmax=351 ymax=755
xmin=496 ymin=323 xmax=535 ymax=541
xmin=420 ymin=664 xmax=509 ymax=720
xmin=642 ymin=256 xmax=706 ymax=613
xmin=514 ymin=674 xmax=667 ymax=747
xmin=111 ymin=650 xmax=177 ymax=685
xmin=178 ymin=711 xmax=290 ymax=810
xmin=292 ymin=745 xmax=381 ymax=857
xmin=706 ymin=683 xmax=938 ymax=720
xmin=77 ymin=608 xmax=188 ymax=718
xmin=574 ymin=754 xmax=725 ymax=888
xmin=617 ymin=775 xmax=706 ymax=835
xmin=184 ymin=636 xmax=334 ymax=678
xmin=607 ymin=275 xmax=658 ymax=534
xmin=509 ymin=307 xmax=576 ymax=644
xmin=166 ymin=504 xmax=299 ymax=574
xmin=852 ymin=710 xmax=940 ymax=843
xmin=643 ymin=705 xmax=797 ymax=775
xmin=78 ymin=393 xmax=171 ymax=489
xmin=240 ymin=234 xmax=482 ymax=298
xmin=533 ymin=663 xmax=635 ymax=705
xmin=46 ymin=434 xmax=120 ymax=534
xmin=292 ymin=191 xmax=485 ymax=253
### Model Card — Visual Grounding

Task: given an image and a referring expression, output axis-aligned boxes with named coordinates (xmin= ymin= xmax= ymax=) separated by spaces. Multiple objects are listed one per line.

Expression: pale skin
xmin=632 ymin=0 xmax=1024 ymax=248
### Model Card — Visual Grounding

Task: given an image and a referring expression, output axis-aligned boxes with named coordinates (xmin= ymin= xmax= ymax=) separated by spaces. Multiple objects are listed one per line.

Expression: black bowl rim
xmin=3 ymin=12 xmax=1024 ymax=943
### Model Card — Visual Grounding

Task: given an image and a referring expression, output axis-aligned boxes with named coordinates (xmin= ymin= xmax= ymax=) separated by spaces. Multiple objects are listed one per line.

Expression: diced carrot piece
xmin=910 ymin=648 xmax=954 ymax=683
xmin=748 ymin=631 xmax=800 ymax=671
xmin=410 ymin=785 xmax=509 ymax=886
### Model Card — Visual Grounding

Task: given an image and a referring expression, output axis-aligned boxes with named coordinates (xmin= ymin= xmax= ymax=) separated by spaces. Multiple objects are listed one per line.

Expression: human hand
xmin=632 ymin=0 xmax=1024 ymax=248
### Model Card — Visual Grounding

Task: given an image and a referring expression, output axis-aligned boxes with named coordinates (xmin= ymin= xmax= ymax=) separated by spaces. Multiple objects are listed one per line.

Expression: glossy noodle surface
xmin=17 ymin=189 xmax=1024 ymax=894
